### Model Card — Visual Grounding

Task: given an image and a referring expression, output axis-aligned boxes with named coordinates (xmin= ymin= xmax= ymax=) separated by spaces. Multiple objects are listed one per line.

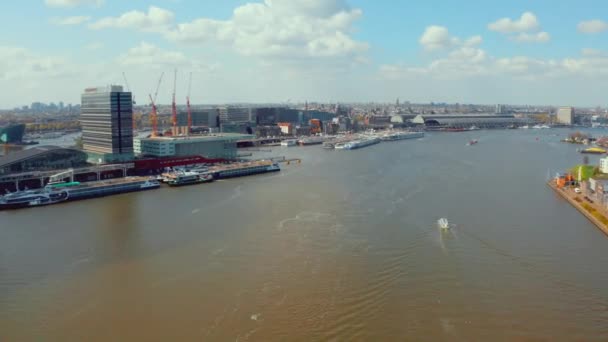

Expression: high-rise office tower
xmin=80 ymin=85 xmax=134 ymax=163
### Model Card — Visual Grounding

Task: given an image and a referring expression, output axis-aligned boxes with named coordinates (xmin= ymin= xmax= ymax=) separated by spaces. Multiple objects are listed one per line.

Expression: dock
xmin=547 ymin=181 xmax=608 ymax=236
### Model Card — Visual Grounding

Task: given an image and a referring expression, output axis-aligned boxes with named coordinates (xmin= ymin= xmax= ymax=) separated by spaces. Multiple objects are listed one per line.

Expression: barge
xmin=208 ymin=161 xmax=280 ymax=179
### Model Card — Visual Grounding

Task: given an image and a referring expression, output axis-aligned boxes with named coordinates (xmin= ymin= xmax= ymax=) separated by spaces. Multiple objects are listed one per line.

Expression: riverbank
xmin=547 ymin=180 xmax=608 ymax=236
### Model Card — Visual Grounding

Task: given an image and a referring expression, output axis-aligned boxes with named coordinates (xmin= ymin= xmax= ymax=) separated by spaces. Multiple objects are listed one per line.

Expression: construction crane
xmin=149 ymin=72 xmax=164 ymax=137
xmin=186 ymin=72 xmax=192 ymax=136
xmin=171 ymin=69 xmax=178 ymax=136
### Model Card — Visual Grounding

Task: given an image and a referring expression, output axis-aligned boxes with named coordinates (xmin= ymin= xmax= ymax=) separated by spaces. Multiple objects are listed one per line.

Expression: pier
xmin=547 ymin=181 xmax=608 ymax=236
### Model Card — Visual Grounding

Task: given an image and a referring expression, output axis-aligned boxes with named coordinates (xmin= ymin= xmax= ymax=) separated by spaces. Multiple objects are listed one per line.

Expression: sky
xmin=1 ymin=0 xmax=608 ymax=108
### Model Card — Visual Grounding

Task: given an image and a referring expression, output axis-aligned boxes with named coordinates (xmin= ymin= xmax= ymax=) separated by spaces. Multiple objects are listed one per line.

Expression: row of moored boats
xmin=0 ymin=161 xmax=281 ymax=210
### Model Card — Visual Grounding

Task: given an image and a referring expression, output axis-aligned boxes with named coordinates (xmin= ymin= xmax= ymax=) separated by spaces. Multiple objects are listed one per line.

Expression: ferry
xmin=166 ymin=171 xmax=214 ymax=187
xmin=0 ymin=177 xmax=160 ymax=210
xmin=209 ymin=161 xmax=280 ymax=179
xmin=380 ymin=131 xmax=425 ymax=141
xmin=280 ymin=139 xmax=298 ymax=147
xmin=0 ymin=188 xmax=69 ymax=209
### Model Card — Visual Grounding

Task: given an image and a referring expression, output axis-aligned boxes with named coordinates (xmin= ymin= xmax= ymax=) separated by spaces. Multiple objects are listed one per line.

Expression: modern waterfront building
xmin=80 ymin=85 xmax=134 ymax=163
xmin=133 ymin=133 xmax=254 ymax=159
xmin=0 ymin=146 xmax=88 ymax=175
xmin=0 ymin=124 xmax=26 ymax=144
xmin=557 ymin=107 xmax=574 ymax=125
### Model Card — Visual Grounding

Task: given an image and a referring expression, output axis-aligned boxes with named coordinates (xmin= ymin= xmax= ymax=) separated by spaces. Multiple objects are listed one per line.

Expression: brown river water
xmin=1 ymin=129 xmax=607 ymax=341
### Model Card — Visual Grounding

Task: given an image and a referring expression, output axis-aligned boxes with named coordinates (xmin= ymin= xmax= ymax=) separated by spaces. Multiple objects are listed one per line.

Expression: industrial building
xmin=80 ymin=85 xmax=134 ymax=163
xmin=0 ymin=146 xmax=88 ymax=175
xmin=134 ymin=133 xmax=254 ymax=159
xmin=557 ymin=107 xmax=574 ymax=125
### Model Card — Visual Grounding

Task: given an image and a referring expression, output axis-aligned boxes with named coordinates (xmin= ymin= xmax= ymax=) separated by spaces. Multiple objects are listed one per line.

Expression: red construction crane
xmin=186 ymin=72 xmax=192 ymax=136
xmin=171 ymin=69 xmax=177 ymax=135
xmin=149 ymin=72 xmax=164 ymax=137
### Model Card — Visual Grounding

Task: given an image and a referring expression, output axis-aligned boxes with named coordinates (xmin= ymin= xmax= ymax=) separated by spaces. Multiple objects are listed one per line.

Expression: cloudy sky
xmin=1 ymin=0 xmax=608 ymax=108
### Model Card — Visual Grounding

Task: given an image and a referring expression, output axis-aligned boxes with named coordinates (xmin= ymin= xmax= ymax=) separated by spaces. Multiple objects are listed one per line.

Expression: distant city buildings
xmin=557 ymin=107 xmax=574 ymax=125
xmin=80 ymin=85 xmax=134 ymax=163
xmin=495 ymin=104 xmax=506 ymax=114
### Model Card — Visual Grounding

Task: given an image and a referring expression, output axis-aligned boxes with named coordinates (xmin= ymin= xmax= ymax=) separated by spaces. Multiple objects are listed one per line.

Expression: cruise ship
xmin=0 ymin=177 xmax=160 ymax=210
xmin=380 ymin=131 xmax=425 ymax=141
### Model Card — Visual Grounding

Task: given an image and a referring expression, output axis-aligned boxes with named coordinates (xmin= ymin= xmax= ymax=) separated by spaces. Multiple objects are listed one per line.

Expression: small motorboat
xmin=438 ymin=218 xmax=449 ymax=229
xmin=467 ymin=139 xmax=478 ymax=146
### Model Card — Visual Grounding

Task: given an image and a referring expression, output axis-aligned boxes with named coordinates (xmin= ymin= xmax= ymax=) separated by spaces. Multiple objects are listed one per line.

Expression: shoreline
xmin=547 ymin=181 xmax=608 ymax=237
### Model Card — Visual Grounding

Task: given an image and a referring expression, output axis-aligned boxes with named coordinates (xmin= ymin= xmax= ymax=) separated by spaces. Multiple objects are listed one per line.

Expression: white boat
xmin=380 ymin=131 xmax=425 ymax=141
xmin=520 ymin=125 xmax=529 ymax=129
xmin=281 ymin=139 xmax=297 ymax=147
xmin=437 ymin=218 xmax=449 ymax=229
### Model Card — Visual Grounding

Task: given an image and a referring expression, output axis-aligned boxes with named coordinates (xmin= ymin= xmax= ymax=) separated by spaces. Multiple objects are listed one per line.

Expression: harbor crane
xmin=149 ymin=72 xmax=164 ymax=137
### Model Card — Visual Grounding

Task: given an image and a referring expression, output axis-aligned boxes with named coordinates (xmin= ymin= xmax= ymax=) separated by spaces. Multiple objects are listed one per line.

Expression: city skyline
xmin=1 ymin=0 xmax=608 ymax=108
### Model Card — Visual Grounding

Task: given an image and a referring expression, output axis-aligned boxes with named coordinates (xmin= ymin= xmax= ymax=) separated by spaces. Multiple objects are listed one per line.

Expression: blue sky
xmin=1 ymin=0 xmax=608 ymax=107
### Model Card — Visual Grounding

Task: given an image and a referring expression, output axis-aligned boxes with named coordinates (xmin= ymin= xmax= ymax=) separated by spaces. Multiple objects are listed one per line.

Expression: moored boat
xmin=0 ymin=177 xmax=160 ymax=210
xmin=280 ymin=139 xmax=298 ymax=147
xmin=166 ymin=171 xmax=214 ymax=186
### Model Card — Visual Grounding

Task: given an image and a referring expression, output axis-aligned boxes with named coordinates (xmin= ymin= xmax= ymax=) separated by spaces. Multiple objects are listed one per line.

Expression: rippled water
xmin=1 ymin=129 xmax=608 ymax=340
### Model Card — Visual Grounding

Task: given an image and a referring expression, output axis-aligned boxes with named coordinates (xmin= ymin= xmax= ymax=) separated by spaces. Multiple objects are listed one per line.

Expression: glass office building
xmin=81 ymin=86 xmax=134 ymax=163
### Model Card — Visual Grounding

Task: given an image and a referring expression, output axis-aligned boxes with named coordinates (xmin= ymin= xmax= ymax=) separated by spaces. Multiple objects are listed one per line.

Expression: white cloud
xmin=581 ymin=48 xmax=606 ymax=57
xmin=512 ymin=31 xmax=550 ymax=43
xmin=419 ymin=26 xmax=481 ymax=51
xmin=0 ymin=46 xmax=76 ymax=82
xmin=89 ymin=6 xmax=174 ymax=32
xmin=381 ymin=47 xmax=608 ymax=83
xmin=91 ymin=1 xmax=368 ymax=60
xmin=488 ymin=12 xmax=550 ymax=44
xmin=50 ymin=16 xmax=91 ymax=26
xmin=45 ymin=0 xmax=103 ymax=8
xmin=463 ymin=35 xmax=483 ymax=47
xmin=117 ymin=42 xmax=217 ymax=72
xmin=488 ymin=12 xmax=540 ymax=33
xmin=419 ymin=26 xmax=458 ymax=50
xmin=578 ymin=20 xmax=608 ymax=34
